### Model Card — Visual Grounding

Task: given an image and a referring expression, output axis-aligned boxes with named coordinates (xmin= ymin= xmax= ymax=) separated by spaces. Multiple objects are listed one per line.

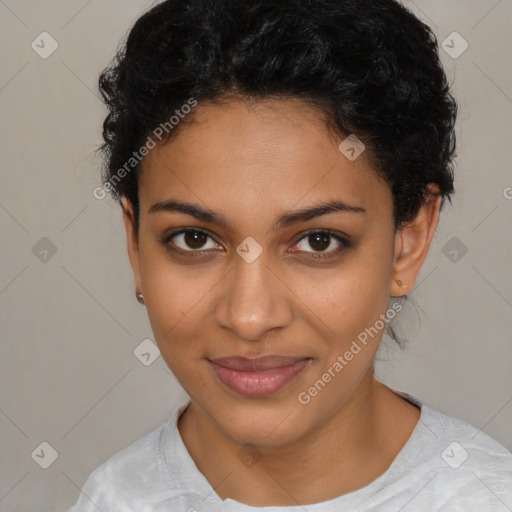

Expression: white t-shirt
xmin=68 ymin=394 xmax=512 ymax=511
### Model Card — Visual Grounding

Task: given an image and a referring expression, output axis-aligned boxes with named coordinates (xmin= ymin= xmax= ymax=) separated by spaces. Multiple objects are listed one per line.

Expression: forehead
xmin=138 ymin=98 xmax=393 ymax=225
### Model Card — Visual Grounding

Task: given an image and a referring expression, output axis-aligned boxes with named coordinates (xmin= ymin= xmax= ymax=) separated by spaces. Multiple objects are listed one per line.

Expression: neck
xmin=178 ymin=373 xmax=420 ymax=507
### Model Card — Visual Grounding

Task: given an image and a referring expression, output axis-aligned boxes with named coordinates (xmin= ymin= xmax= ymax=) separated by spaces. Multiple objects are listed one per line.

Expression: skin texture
xmin=122 ymin=98 xmax=441 ymax=506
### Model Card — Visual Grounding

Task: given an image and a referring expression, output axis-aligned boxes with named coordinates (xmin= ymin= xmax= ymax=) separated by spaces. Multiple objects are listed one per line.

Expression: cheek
xmin=139 ymin=227 xmax=395 ymax=380
xmin=138 ymin=246 xmax=214 ymax=366
xmin=307 ymin=240 xmax=394 ymax=353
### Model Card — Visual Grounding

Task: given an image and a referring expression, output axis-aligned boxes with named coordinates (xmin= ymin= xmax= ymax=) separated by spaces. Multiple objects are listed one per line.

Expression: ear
xmin=390 ymin=184 xmax=442 ymax=297
xmin=121 ymin=198 xmax=143 ymax=295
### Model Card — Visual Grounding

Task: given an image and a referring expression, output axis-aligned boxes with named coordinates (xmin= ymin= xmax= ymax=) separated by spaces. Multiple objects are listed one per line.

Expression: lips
xmin=208 ymin=355 xmax=311 ymax=397
xmin=210 ymin=355 xmax=308 ymax=371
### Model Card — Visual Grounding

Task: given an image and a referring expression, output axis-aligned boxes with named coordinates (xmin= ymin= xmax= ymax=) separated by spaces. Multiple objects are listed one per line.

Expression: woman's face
xmin=123 ymin=98 xmax=429 ymax=447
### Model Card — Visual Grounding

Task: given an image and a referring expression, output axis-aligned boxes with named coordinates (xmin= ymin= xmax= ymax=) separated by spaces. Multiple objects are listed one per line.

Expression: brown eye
xmin=307 ymin=232 xmax=331 ymax=252
xmin=293 ymin=230 xmax=348 ymax=258
xmin=183 ymin=231 xmax=208 ymax=249
xmin=167 ymin=229 xmax=219 ymax=252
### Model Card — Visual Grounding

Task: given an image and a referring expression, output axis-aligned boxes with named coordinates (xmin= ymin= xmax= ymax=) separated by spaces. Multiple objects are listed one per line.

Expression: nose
xmin=213 ymin=249 xmax=294 ymax=342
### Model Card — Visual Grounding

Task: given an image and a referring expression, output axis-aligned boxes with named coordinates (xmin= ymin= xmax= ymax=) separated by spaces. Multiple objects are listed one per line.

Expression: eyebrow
xmin=148 ymin=199 xmax=366 ymax=230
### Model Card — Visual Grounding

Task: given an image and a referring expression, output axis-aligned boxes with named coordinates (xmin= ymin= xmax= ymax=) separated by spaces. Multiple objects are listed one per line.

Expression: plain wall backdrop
xmin=0 ymin=1 xmax=511 ymax=510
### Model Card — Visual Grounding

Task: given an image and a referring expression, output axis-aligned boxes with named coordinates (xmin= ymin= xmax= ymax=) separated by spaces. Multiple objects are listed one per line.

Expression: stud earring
xmin=396 ymin=279 xmax=407 ymax=289
xmin=136 ymin=292 xmax=145 ymax=305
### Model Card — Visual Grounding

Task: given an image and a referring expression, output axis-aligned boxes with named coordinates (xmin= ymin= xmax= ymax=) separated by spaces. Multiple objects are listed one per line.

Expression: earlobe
xmin=391 ymin=185 xmax=442 ymax=297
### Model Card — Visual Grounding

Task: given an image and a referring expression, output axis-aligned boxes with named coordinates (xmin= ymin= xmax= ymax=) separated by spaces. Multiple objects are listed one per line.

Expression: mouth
xmin=208 ymin=355 xmax=312 ymax=397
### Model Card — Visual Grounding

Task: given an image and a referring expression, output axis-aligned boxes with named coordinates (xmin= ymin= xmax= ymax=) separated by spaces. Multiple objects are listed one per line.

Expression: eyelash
xmin=160 ymin=228 xmax=350 ymax=260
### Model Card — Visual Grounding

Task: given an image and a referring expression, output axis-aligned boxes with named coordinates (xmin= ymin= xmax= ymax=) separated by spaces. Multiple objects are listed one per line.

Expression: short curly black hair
xmin=98 ymin=0 xmax=457 ymax=233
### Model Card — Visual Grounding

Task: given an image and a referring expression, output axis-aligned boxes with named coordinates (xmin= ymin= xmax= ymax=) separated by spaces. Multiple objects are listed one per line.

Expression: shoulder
xmin=67 ymin=408 xmax=189 ymax=512
xmin=404 ymin=403 xmax=512 ymax=509
xmin=420 ymin=404 xmax=512 ymax=467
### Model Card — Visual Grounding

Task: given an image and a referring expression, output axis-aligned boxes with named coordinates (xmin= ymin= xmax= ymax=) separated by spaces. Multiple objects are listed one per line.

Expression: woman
xmin=70 ymin=0 xmax=512 ymax=510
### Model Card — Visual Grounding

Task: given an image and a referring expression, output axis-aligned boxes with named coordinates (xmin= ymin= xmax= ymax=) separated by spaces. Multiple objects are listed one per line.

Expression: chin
xmin=208 ymin=394 xmax=311 ymax=448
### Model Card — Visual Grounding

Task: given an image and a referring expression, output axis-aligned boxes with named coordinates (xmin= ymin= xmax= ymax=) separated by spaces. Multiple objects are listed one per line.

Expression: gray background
xmin=0 ymin=1 xmax=511 ymax=511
